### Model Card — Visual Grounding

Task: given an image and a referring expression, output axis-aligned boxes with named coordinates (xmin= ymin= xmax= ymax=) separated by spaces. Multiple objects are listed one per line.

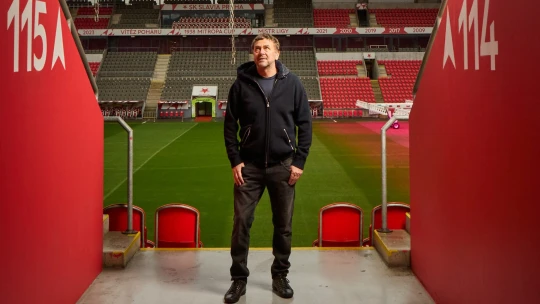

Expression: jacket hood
xmin=237 ymin=60 xmax=290 ymax=79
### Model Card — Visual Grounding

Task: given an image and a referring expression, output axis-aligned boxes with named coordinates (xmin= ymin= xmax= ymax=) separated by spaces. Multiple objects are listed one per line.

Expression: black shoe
xmin=224 ymin=280 xmax=246 ymax=303
xmin=272 ymin=275 xmax=294 ymax=299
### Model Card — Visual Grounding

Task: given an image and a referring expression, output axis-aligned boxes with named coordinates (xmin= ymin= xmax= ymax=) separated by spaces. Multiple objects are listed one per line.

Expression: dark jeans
xmin=230 ymin=157 xmax=295 ymax=281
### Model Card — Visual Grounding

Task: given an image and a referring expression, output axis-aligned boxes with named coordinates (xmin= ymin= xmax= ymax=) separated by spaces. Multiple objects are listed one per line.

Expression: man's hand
xmin=232 ymin=163 xmax=245 ymax=186
xmin=288 ymin=166 xmax=303 ymax=185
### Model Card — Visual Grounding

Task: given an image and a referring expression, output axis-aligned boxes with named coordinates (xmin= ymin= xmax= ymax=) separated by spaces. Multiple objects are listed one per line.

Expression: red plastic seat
xmin=103 ymin=204 xmax=147 ymax=247
xmin=363 ymin=203 xmax=410 ymax=246
xmin=312 ymin=203 xmax=364 ymax=247
xmin=155 ymin=203 xmax=203 ymax=248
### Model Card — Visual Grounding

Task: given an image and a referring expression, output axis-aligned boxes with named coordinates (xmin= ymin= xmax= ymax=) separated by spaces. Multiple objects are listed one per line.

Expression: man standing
xmin=223 ymin=33 xmax=312 ymax=303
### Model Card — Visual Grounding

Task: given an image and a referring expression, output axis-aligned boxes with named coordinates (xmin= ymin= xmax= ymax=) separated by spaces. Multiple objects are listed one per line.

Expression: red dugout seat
xmin=312 ymin=203 xmax=364 ymax=247
xmin=103 ymin=204 xmax=150 ymax=248
xmin=363 ymin=202 xmax=410 ymax=246
xmin=155 ymin=203 xmax=203 ymax=248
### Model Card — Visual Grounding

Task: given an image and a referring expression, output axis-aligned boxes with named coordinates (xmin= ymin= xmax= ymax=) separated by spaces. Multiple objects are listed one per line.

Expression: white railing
xmin=356 ymin=100 xmax=413 ymax=119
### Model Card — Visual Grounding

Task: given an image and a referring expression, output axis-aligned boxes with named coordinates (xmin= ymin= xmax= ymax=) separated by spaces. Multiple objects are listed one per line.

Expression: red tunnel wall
xmin=1 ymin=1 xmax=103 ymax=303
xmin=410 ymin=0 xmax=540 ymax=303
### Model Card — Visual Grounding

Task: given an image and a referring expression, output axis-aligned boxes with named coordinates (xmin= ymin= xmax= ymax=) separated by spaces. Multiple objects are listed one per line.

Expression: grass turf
xmin=104 ymin=120 xmax=410 ymax=247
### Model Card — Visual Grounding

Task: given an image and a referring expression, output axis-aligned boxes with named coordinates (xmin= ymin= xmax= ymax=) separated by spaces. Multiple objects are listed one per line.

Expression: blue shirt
xmin=254 ymin=72 xmax=276 ymax=99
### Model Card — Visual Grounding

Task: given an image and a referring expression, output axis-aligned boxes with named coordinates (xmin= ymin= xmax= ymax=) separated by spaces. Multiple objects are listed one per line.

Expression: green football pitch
xmin=104 ymin=120 xmax=410 ymax=247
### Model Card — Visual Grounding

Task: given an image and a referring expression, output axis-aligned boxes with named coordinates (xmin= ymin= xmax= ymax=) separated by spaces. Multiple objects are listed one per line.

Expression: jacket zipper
xmin=241 ymin=127 xmax=251 ymax=147
xmin=252 ymin=77 xmax=278 ymax=168
xmin=283 ymin=129 xmax=294 ymax=150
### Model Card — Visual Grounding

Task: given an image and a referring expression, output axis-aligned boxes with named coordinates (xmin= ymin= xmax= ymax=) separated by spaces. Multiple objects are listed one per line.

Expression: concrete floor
xmin=78 ymin=248 xmax=434 ymax=304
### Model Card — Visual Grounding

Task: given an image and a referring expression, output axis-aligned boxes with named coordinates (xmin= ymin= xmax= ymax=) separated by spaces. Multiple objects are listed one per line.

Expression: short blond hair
xmin=251 ymin=33 xmax=280 ymax=52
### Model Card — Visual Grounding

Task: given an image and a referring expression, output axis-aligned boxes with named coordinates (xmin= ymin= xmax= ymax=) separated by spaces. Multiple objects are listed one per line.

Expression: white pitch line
xmin=103 ymin=123 xmax=198 ymax=200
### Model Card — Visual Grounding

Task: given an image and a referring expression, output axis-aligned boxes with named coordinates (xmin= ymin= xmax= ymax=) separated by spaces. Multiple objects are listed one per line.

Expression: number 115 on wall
xmin=7 ymin=0 xmax=66 ymax=73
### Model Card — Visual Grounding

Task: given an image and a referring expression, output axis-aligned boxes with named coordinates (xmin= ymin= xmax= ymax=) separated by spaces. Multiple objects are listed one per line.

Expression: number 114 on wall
xmin=7 ymin=0 xmax=66 ymax=73
xmin=443 ymin=0 xmax=498 ymax=71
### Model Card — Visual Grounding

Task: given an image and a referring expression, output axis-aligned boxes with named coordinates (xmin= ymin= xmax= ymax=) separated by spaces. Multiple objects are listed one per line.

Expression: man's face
xmin=253 ymin=38 xmax=280 ymax=70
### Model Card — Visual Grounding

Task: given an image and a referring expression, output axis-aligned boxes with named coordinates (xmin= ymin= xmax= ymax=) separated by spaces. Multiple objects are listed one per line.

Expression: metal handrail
xmin=103 ymin=116 xmax=136 ymax=234
xmin=379 ymin=116 xmax=399 ymax=233
xmin=58 ymin=0 xmax=99 ymax=100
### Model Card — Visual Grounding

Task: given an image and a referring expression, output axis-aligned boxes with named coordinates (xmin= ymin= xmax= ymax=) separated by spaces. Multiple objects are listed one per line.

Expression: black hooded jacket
xmin=224 ymin=60 xmax=312 ymax=169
